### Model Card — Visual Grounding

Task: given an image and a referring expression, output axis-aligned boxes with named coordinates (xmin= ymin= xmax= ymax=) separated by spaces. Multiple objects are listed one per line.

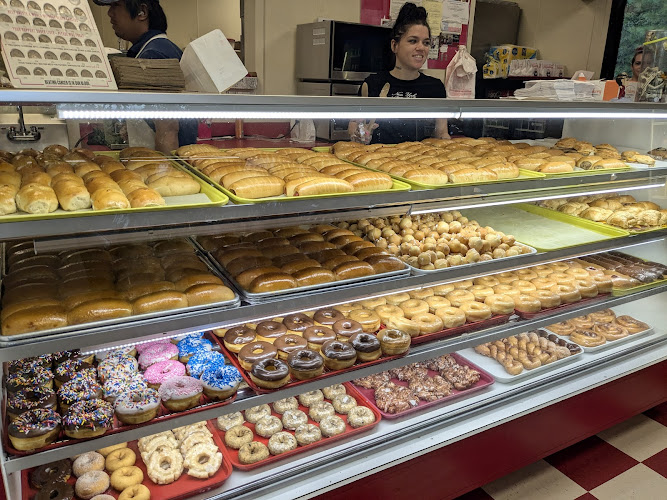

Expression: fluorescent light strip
xmin=58 ymin=110 xmax=460 ymax=120
xmin=411 ymin=183 xmax=665 ymax=215
xmin=462 ymin=111 xmax=667 ymax=120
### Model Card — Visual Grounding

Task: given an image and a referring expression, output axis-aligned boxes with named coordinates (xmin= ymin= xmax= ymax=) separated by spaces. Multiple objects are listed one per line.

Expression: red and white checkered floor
xmin=458 ymin=402 xmax=667 ymax=500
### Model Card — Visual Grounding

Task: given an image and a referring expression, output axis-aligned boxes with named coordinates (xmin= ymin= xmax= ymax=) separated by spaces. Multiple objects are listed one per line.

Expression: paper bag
xmin=180 ymin=30 xmax=248 ymax=93
xmin=445 ymin=46 xmax=477 ymax=99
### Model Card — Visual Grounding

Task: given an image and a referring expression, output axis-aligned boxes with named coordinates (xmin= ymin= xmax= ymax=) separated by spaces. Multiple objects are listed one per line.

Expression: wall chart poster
xmin=0 ymin=0 xmax=117 ymax=90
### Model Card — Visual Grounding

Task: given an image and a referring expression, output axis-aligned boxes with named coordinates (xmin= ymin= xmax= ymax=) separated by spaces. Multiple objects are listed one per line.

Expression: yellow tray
xmin=345 ymin=160 xmax=545 ymax=189
xmin=525 ymin=165 xmax=634 ymax=178
xmin=175 ymin=157 xmax=411 ymax=204
xmin=311 ymin=146 xmax=333 ymax=153
xmin=0 ymin=152 xmax=228 ymax=223
xmin=612 ymin=278 xmax=667 ymax=296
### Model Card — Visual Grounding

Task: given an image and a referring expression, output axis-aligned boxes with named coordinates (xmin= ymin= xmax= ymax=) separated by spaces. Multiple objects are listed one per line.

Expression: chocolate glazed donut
xmin=321 ymin=339 xmax=357 ymax=370
xmin=255 ymin=320 xmax=288 ymax=341
xmin=332 ymin=319 xmax=364 ymax=340
xmin=283 ymin=313 xmax=314 ymax=333
xmin=250 ymin=358 xmax=290 ymax=389
xmin=34 ymin=481 xmax=74 ymax=500
xmin=30 ymin=459 xmax=72 ymax=489
xmin=313 ymin=308 xmax=345 ymax=325
xmin=287 ymin=348 xmax=324 ymax=380
xmin=349 ymin=332 xmax=382 ymax=362
xmin=224 ymin=326 xmax=256 ymax=346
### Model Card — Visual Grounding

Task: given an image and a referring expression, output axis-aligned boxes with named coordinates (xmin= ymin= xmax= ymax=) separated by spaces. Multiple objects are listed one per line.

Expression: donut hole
xmin=198 ymin=455 xmax=210 ymax=465
xmin=159 ymin=459 xmax=171 ymax=470
xmin=251 ymin=348 xmax=263 ymax=354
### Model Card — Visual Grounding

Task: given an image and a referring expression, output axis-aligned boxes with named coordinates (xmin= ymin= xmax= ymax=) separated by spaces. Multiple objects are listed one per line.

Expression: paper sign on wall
xmin=443 ymin=0 xmax=470 ymax=25
xmin=423 ymin=1 xmax=442 ymax=37
xmin=0 ymin=0 xmax=116 ymax=90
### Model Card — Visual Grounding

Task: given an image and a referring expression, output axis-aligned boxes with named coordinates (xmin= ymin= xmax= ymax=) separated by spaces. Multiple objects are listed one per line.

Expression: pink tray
xmin=408 ymin=314 xmax=512 ymax=345
xmin=217 ymin=382 xmax=381 ymax=470
xmin=351 ymin=353 xmax=494 ymax=419
xmin=515 ymin=293 xmax=610 ymax=320
xmin=21 ymin=422 xmax=232 ymax=500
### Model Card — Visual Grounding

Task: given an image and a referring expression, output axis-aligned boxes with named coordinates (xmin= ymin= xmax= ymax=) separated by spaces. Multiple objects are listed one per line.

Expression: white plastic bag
xmin=445 ymin=46 xmax=477 ymax=99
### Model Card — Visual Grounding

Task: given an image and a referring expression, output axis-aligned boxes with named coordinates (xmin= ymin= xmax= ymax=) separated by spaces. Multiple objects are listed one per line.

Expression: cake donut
xmin=272 ymin=397 xmax=298 ymax=414
xmin=274 ymin=334 xmax=308 ymax=359
xmin=294 ymin=423 xmax=322 ymax=445
xmin=7 ymin=387 xmax=56 ymax=421
xmin=138 ymin=342 xmax=178 ymax=370
xmin=281 ymin=409 xmax=308 ymax=430
xmin=287 ymin=348 xmax=324 ymax=380
xmin=176 ymin=337 xmax=213 ymax=363
xmin=255 ymin=415 xmax=283 ymax=438
xmin=63 ymin=399 xmax=114 ymax=439
xmin=347 ymin=406 xmax=376 ymax=428
xmin=268 ymin=431 xmax=297 ymax=455
xmin=282 ymin=313 xmax=314 ymax=334
xmin=222 ymin=326 xmax=256 ymax=353
xmin=8 ymin=408 xmax=61 ymax=451
xmin=75 ymin=470 xmax=109 ymax=500
xmin=238 ymin=441 xmax=269 ymax=464
xmin=255 ymin=321 xmax=288 ymax=343
xmin=319 ymin=415 xmax=346 ymax=437
xmin=349 ymin=332 xmax=382 ymax=361
xmin=216 ymin=412 xmax=244 ymax=431
xmin=250 ymin=358 xmax=291 ymax=389
xmin=313 ymin=308 xmax=345 ymax=326
xmin=245 ymin=404 xmax=271 ymax=424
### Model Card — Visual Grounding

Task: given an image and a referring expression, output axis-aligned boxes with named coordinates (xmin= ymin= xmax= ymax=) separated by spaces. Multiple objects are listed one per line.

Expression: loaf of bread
xmin=0 ymin=184 xmax=17 ymax=215
xmin=133 ymin=291 xmax=188 ymax=313
xmin=2 ymin=306 xmax=68 ymax=335
xmin=53 ymin=179 xmax=92 ymax=211
xmin=67 ymin=299 xmax=133 ymax=324
xmin=146 ymin=175 xmax=201 ymax=197
xmin=16 ymin=183 xmax=58 ymax=214
xmin=91 ymin=188 xmax=131 ymax=210
xmin=127 ymin=188 xmax=166 ymax=208
xmin=228 ymin=176 xmax=285 ymax=199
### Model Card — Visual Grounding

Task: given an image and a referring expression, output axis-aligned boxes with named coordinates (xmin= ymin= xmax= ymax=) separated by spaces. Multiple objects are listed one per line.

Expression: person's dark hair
xmin=631 ymin=46 xmax=643 ymax=65
xmin=392 ymin=2 xmax=430 ymax=41
xmin=124 ymin=0 xmax=167 ymax=32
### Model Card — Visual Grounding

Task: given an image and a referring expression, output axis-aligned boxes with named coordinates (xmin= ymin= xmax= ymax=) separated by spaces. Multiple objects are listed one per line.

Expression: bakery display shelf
xmin=458 ymin=331 xmax=583 ymax=383
xmin=462 ymin=204 xmax=630 ymax=251
xmin=217 ymin=383 xmax=381 ymax=471
xmin=515 ymin=294 xmax=610 ymax=320
xmin=352 ymin=353 xmax=495 ymax=419
xmin=525 ymin=165 xmax=633 ymax=178
xmin=175 ymin=157 xmax=413 ymax=205
xmin=612 ymin=277 xmax=667 ymax=296
xmin=135 ymin=324 xmax=667 ymax=500
xmin=3 ymin=287 xmax=665 ymax=473
xmin=409 ymin=313 xmax=512 ymax=346
xmin=1 ymin=233 xmax=666 ymax=362
xmin=2 ymin=168 xmax=665 ymax=241
xmin=20 ymin=421 xmax=233 ymax=500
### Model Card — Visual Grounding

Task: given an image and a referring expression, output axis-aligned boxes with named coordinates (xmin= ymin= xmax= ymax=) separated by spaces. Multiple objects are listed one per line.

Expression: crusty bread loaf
xmin=133 ymin=291 xmax=188 ymax=313
xmin=147 ymin=175 xmax=201 ymax=197
xmin=100 ymin=161 xmax=126 ymax=175
xmin=45 ymin=161 xmax=74 ymax=177
xmin=91 ymin=188 xmax=131 ymax=210
xmin=127 ymin=188 xmax=166 ymax=208
xmin=116 ymin=179 xmax=148 ymax=196
xmin=0 ymin=170 xmax=22 ymax=190
xmin=67 ymin=299 xmax=133 ymax=324
xmin=0 ymin=185 xmax=17 ymax=215
xmin=539 ymin=162 xmax=574 ymax=173
xmin=53 ymin=180 xmax=92 ymax=211
xmin=74 ymin=161 xmax=102 ymax=177
xmin=185 ymin=283 xmax=235 ymax=305
xmin=121 ymin=281 xmax=176 ymax=302
xmin=15 ymin=183 xmax=58 ymax=214
xmin=2 ymin=306 xmax=68 ymax=335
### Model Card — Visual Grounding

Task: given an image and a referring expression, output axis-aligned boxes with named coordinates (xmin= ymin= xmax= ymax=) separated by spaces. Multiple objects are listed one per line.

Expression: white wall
xmin=511 ymin=0 xmax=612 ymax=78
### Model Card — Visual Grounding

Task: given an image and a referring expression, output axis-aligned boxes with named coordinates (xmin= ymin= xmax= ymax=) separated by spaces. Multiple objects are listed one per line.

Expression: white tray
xmin=543 ymin=326 xmax=654 ymax=353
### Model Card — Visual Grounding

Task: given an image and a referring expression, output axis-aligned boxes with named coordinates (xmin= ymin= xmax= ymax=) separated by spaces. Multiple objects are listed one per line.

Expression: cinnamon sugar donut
xmin=550 ymin=284 xmax=581 ymax=304
xmin=459 ymin=301 xmax=492 ymax=322
xmin=434 ymin=307 xmax=466 ymax=328
xmin=399 ymin=299 xmax=429 ymax=319
xmin=445 ymin=290 xmax=475 ymax=307
xmin=411 ymin=313 xmax=444 ymax=334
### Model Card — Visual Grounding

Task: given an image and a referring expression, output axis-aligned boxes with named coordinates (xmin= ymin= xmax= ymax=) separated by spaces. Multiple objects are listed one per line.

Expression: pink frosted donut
xmin=136 ymin=339 xmax=172 ymax=354
xmin=143 ymin=360 xmax=185 ymax=388
xmin=158 ymin=376 xmax=203 ymax=411
xmin=138 ymin=343 xmax=179 ymax=370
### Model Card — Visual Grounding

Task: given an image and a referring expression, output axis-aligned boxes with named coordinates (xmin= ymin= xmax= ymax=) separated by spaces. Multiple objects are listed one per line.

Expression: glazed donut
xmin=570 ymin=315 xmax=595 ymax=330
xmin=510 ymin=279 xmax=537 ymax=294
xmin=484 ymin=294 xmax=515 ymax=315
xmin=408 ymin=288 xmax=434 ymax=300
xmin=272 ymin=397 xmax=298 ymax=414
xmin=531 ymin=278 xmax=556 ymax=290
xmin=73 ymin=452 xmax=105 ymax=477
xmin=224 ymin=425 xmax=254 ymax=449
xmin=574 ymin=278 xmax=599 ymax=298
xmin=385 ymin=316 xmax=421 ymax=337
xmin=349 ymin=332 xmax=383 ymax=361
xmin=548 ymin=272 xmax=577 ymax=286
xmin=515 ymin=269 xmax=538 ymax=281
xmin=106 ymin=447 xmax=136 ymax=472
xmin=308 ymin=401 xmax=335 ymax=422
xmin=473 ymin=276 xmax=500 ymax=287
xmin=250 ymin=358 xmax=291 ymax=389
xmin=550 ymin=284 xmax=581 ymax=304
xmin=496 ymin=271 xmax=519 ymax=284
xmin=590 ymin=275 xmax=613 ymax=293
xmin=313 ymin=308 xmax=345 ymax=326
xmin=460 ymin=301 xmax=492 ymax=322
xmin=237 ymin=341 xmax=278 ymax=371
xmin=184 ymin=443 xmax=222 ymax=478
xmin=332 ymin=394 xmax=357 ymax=414
xmin=303 ymin=326 xmax=336 ymax=351
xmin=385 ymin=292 xmax=411 ymax=305
xmin=565 ymin=268 xmax=591 ymax=280
xmin=614 ymin=315 xmax=650 ymax=334
xmin=294 ymin=423 xmax=322 ymax=445
xmin=347 ymin=406 xmax=376 ymax=428
xmin=377 ymin=328 xmax=411 ymax=355
xmin=424 ymin=296 xmax=451 ymax=313
xmin=468 ymin=285 xmax=495 ymax=302
xmin=268 ymin=431 xmax=297 ymax=455
xmin=533 ymin=265 xmax=554 ymax=277
xmin=492 ymin=284 xmax=522 ymax=299
xmin=592 ymin=323 xmax=629 ymax=341
xmin=110 ymin=465 xmax=143 ymax=491
xmin=399 ymin=299 xmax=429 ymax=319
xmin=589 ymin=309 xmax=616 ymax=324
xmin=570 ymin=329 xmax=606 ymax=347
xmin=282 ymin=313 xmax=314 ymax=334
xmin=238 ymin=441 xmax=270 ymax=464
xmin=434 ymin=306 xmax=466 ymax=328
xmin=255 ymin=415 xmax=283 ymax=438
xmin=527 ymin=290 xmax=561 ymax=309
xmin=146 ymin=447 xmax=183 ymax=484
xmin=431 ymin=284 xmax=456 ymax=296
xmin=333 ymin=303 xmax=362 ymax=315
xmin=445 ymin=290 xmax=475 ymax=307
xmin=358 ymin=297 xmax=387 ymax=309
xmin=216 ymin=411 xmax=245 ymax=431
xmin=547 ymin=321 xmax=576 ymax=336
xmin=319 ymin=415 xmax=346 ymax=437
xmin=287 ymin=348 xmax=324 ymax=380
xmin=282 ymin=409 xmax=308 ymax=430
xmin=453 ymin=279 xmax=474 ymax=289
xmin=411 ymin=313 xmax=444 ymax=335
xmin=513 ymin=294 xmax=542 ymax=313
xmin=255 ymin=321 xmax=288 ymax=343
xmin=245 ymin=404 xmax=271 ymax=424
xmin=321 ymin=339 xmax=357 ymax=370
xmin=548 ymin=261 xmax=571 ymax=273
xmin=374 ymin=305 xmax=404 ymax=323
xmin=349 ymin=309 xmax=381 ymax=332
xmin=75 ymin=470 xmax=109 ymax=500
xmin=118 ymin=485 xmax=150 ymax=500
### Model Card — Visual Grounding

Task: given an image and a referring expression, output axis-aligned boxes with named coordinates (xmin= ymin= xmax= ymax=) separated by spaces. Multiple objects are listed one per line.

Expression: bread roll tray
xmin=612 ymin=278 xmax=667 ymax=296
xmin=215 ymin=382 xmax=381 ymax=470
xmin=20 ymin=421 xmax=232 ymax=500
xmin=344 ymin=160 xmax=546 ymax=190
xmin=544 ymin=324 xmax=654 ymax=353
xmin=406 ymin=313 xmax=512 ymax=346
xmin=0 ymin=248 xmax=240 ymax=343
xmin=461 ymin=204 xmax=629 ymax=252
xmin=0 ymin=158 xmax=228 ymax=223
xmin=519 ymin=165 xmax=633 ymax=178
xmin=458 ymin=330 xmax=583 ymax=383
xmin=514 ymin=294 xmax=610 ymax=320
xmin=174 ymin=156 xmax=412 ymax=205
xmin=351 ymin=353 xmax=494 ymax=419
xmin=216 ymin=338 xmax=408 ymax=395
xmin=407 ymin=243 xmax=537 ymax=276
xmin=191 ymin=240 xmax=411 ymax=303
xmin=2 ymin=333 xmax=237 ymax=457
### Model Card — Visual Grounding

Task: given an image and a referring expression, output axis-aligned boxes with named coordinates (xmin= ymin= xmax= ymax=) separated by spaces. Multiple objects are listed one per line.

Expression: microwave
xmin=296 ymin=21 xmax=392 ymax=83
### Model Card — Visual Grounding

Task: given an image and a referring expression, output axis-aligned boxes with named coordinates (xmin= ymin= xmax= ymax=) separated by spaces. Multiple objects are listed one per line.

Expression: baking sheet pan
xmin=543 ymin=326 xmax=654 ymax=353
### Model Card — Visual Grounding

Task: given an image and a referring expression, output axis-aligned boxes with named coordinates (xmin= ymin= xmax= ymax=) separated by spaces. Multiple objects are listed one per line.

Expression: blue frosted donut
xmin=200 ymin=365 xmax=242 ymax=393
xmin=186 ymin=351 xmax=226 ymax=378
xmin=177 ymin=337 xmax=213 ymax=358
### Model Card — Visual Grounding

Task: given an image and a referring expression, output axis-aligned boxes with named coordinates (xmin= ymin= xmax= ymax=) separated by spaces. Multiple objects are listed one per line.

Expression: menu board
xmin=0 ymin=0 xmax=117 ymax=90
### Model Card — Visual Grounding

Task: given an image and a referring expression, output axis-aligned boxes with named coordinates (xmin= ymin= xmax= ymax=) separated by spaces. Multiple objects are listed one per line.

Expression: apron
xmin=126 ymin=34 xmax=170 ymax=148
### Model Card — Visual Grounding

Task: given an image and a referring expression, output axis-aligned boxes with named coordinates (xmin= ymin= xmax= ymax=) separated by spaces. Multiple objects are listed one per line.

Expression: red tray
xmin=408 ymin=314 xmax=512 ymax=346
xmin=216 ymin=382 xmax=381 ymax=470
xmin=215 ymin=337 xmax=408 ymax=395
xmin=514 ymin=293 xmax=610 ymax=320
xmin=21 ymin=421 xmax=232 ymax=500
xmin=351 ymin=353 xmax=494 ymax=419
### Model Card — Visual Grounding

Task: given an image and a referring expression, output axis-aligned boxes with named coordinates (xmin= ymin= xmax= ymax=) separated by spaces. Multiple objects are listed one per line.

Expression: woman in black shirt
xmin=349 ymin=2 xmax=449 ymax=144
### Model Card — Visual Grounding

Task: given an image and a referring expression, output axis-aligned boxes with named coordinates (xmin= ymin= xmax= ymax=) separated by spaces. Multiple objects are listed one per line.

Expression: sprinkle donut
xmin=186 ymin=351 xmax=226 ymax=378
xmin=138 ymin=343 xmax=178 ymax=370
xmin=144 ymin=360 xmax=185 ymax=389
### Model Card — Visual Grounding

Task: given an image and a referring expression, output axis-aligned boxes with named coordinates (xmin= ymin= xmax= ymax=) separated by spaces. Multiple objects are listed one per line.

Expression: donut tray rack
xmin=544 ymin=323 xmax=655 ymax=353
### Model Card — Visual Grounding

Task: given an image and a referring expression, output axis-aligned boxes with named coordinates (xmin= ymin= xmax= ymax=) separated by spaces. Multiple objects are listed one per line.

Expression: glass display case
xmin=0 ymin=90 xmax=665 ymax=500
